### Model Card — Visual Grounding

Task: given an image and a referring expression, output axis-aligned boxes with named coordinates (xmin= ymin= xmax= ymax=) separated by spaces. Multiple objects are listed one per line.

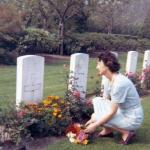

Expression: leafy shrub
xmin=64 ymin=67 xmax=93 ymax=122
xmin=140 ymin=66 xmax=150 ymax=90
xmin=125 ymin=72 xmax=147 ymax=96
xmin=17 ymin=28 xmax=59 ymax=55
xmin=0 ymin=49 xmax=16 ymax=65
xmin=0 ymin=32 xmax=18 ymax=64
xmin=64 ymin=32 xmax=150 ymax=55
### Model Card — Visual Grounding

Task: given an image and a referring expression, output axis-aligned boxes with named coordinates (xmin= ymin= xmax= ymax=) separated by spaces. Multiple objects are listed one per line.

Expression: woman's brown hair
xmin=98 ymin=52 xmax=121 ymax=73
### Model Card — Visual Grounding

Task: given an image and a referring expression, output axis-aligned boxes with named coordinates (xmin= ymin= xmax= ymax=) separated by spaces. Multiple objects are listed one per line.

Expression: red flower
xmin=73 ymin=91 xmax=80 ymax=98
xmin=66 ymin=123 xmax=81 ymax=135
xmin=18 ymin=110 xmax=26 ymax=118
xmin=85 ymin=99 xmax=92 ymax=107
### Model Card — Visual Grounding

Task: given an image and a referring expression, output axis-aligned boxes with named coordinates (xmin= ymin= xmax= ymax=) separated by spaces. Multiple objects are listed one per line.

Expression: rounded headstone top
xmin=17 ymin=55 xmax=44 ymax=61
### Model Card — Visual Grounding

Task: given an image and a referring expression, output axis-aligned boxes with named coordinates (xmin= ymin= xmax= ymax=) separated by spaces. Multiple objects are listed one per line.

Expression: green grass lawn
xmin=46 ymin=96 xmax=150 ymax=150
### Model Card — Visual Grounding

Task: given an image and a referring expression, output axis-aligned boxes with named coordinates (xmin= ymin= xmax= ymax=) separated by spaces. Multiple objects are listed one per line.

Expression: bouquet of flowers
xmin=66 ymin=123 xmax=89 ymax=145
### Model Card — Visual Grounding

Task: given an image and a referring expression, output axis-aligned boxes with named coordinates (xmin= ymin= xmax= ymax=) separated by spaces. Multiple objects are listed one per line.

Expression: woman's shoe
xmin=98 ymin=132 xmax=114 ymax=138
xmin=118 ymin=131 xmax=136 ymax=145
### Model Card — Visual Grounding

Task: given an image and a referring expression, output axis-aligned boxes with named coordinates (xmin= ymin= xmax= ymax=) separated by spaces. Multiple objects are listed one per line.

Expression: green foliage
xmin=112 ymin=24 xmax=142 ymax=36
xmin=141 ymin=8 xmax=150 ymax=39
xmin=0 ymin=102 xmax=30 ymax=145
xmin=0 ymin=32 xmax=18 ymax=65
xmin=125 ymin=73 xmax=146 ymax=96
xmin=64 ymin=70 xmax=93 ymax=122
xmin=17 ymin=28 xmax=59 ymax=55
xmin=64 ymin=32 xmax=150 ymax=54
xmin=140 ymin=66 xmax=150 ymax=90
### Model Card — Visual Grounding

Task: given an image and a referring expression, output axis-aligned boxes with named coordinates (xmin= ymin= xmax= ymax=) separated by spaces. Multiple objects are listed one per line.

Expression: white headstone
xmin=16 ymin=55 xmax=45 ymax=106
xmin=69 ymin=53 xmax=89 ymax=99
xmin=101 ymin=52 xmax=118 ymax=98
xmin=143 ymin=50 xmax=150 ymax=69
xmin=126 ymin=51 xmax=138 ymax=74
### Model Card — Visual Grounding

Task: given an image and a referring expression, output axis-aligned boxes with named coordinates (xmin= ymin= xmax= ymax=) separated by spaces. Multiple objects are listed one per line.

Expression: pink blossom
xmin=76 ymin=130 xmax=88 ymax=142
xmin=73 ymin=91 xmax=80 ymax=98
xmin=18 ymin=110 xmax=26 ymax=118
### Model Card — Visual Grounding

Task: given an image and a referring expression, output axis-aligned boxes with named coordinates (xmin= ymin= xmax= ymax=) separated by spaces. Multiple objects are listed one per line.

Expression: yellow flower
xmin=54 ymin=96 xmax=59 ymax=100
xmin=43 ymin=100 xmax=52 ymax=106
xmin=73 ymin=139 xmax=78 ymax=144
xmin=52 ymin=103 xmax=58 ymax=107
xmin=82 ymin=139 xmax=88 ymax=145
xmin=69 ymin=137 xmax=76 ymax=143
xmin=61 ymin=100 xmax=65 ymax=104
xmin=53 ymin=108 xmax=61 ymax=113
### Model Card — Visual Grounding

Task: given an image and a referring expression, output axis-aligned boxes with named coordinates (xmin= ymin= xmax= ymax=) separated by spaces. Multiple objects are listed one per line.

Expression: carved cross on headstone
xmin=24 ymin=74 xmax=41 ymax=100
xmin=16 ymin=55 xmax=44 ymax=106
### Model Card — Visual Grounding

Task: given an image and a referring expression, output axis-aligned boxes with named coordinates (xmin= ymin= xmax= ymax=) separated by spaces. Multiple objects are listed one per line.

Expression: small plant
xmin=125 ymin=72 xmax=146 ymax=96
xmin=140 ymin=65 xmax=150 ymax=90
xmin=0 ymin=103 xmax=29 ymax=145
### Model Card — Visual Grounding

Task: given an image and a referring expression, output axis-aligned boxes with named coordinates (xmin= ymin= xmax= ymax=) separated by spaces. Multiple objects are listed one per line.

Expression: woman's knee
xmin=91 ymin=113 xmax=96 ymax=121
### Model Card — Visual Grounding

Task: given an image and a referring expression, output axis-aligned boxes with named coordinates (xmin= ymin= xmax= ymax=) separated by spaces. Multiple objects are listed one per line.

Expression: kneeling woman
xmin=84 ymin=52 xmax=144 ymax=145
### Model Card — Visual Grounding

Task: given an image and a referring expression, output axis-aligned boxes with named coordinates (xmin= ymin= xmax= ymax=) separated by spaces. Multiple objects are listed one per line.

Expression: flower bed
xmin=0 ymin=93 xmax=93 ymax=145
xmin=0 ymin=96 xmax=72 ymax=145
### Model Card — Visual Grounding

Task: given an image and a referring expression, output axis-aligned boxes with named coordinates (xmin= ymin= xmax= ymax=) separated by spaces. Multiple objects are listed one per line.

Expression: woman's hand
xmin=85 ymin=119 xmax=92 ymax=127
xmin=84 ymin=122 xmax=98 ymax=133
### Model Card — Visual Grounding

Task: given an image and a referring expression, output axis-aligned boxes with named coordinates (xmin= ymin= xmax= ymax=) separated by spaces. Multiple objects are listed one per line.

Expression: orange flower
xmin=54 ymin=96 xmax=59 ymax=100
xmin=82 ymin=139 xmax=88 ymax=145
xmin=53 ymin=108 xmax=61 ymax=113
xmin=47 ymin=96 xmax=52 ymax=100
xmin=53 ymin=112 xmax=57 ymax=116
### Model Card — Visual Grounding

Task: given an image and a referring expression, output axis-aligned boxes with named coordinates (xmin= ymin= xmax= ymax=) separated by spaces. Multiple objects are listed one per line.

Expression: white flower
xmin=69 ymin=137 xmax=76 ymax=143
xmin=66 ymin=132 xmax=76 ymax=138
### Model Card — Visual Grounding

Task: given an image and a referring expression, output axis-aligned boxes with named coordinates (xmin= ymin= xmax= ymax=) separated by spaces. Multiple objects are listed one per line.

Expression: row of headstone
xmin=16 ymin=50 xmax=150 ymax=105
xmin=16 ymin=53 xmax=89 ymax=106
xmin=126 ymin=50 xmax=150 ymax=74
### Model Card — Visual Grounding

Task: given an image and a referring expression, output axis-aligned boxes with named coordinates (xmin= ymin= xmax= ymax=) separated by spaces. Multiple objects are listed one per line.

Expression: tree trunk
xmin=59 ymin=21 xmax=64 ymax=55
